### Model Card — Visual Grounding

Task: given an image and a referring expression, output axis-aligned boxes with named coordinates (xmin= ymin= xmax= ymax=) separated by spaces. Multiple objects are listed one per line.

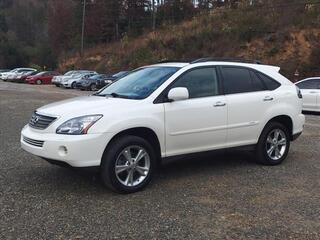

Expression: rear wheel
xmin=100 ymin=135 xmax=156 ymax=193
xmin=255 ymin=122 xmax=290 ymax=165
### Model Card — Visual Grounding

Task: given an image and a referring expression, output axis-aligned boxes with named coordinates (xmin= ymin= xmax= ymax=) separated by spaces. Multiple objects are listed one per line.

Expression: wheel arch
xmin=103 ymin=127 xmax=162 ymax=166
xmin=264 ymin=115 xmax=294 ymax=140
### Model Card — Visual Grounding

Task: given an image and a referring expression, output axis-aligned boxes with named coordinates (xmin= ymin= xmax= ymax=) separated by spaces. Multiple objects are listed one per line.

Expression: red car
xmin=25 ymin=71 xmax=60 ymax=85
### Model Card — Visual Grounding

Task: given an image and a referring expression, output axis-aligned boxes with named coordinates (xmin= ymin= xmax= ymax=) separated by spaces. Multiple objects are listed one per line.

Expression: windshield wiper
xmin=106 ymin=92 xmax=131 ymax=99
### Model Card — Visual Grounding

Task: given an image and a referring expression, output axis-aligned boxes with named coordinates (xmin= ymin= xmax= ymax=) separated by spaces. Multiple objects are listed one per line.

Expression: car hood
xmin=37 ymin=95 xmax=140 ymax=117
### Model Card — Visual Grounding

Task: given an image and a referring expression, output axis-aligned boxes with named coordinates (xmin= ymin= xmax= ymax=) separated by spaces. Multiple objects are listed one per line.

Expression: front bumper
xmin=62 ymin=82 xmax=71 ymax=88
xmin=21 ymin=125 xmax=112 ymax=167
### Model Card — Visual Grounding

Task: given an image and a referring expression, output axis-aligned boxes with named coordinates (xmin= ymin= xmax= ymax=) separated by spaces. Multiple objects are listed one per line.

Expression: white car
xmin=21 ymin=60 xmax=305 ymax=193
xmin=61 ymin=72 xmax=97 ymax=89
xmin=295 ymin=77 xmax=320 ymax=112
xmin=52 ymin=71 xmax=78 ymax=87
xmin=1 ymin=68 xmax=36 ymax=81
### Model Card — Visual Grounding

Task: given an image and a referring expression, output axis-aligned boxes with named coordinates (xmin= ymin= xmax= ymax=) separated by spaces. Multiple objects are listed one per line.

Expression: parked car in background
xmin=0 ymin=69 xmax=12 ymax=79
xmin=96 ymin=71 xmax=131 ymax=89
xmin=0 ymin=69 xmax=10 ymax=73
xmin=21 ymin=60 xmax=305 ymax=193
xmin=25 ymin=71 xmax=60 ymax=85
xmin=295 ymin=77 xmax=320 ymax=112
xmin=11 ymin=70 xmax=39 ymax=83
xmin=1 ymin=68 xmax=36 ymax=81
xmin=52 ymin=71 xmax=76 ymax=87
xmin=61 ymin=71 xmax=97 ymax=89
xmin=77 ymin=74 xmax=109 ymax=91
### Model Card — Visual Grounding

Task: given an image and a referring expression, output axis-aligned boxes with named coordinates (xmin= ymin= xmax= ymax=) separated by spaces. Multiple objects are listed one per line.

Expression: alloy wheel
xmin=115 ymin=145 xmax=150 ymax=187
xmin=265 ymin=129 xmax=287 ymax=161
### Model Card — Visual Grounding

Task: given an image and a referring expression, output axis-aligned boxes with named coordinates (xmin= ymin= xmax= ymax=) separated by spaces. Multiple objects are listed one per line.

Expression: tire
xmin=90 ymin=83 xmax=96 ymax=91
xmin=255 ymin=122 xmax=290 ymax=165
xmin=71 ymin=82 xmax=76 ymax=89
xmin=36 ymin=79 xmax=42 ymax=85
xmin=100 ymin=135 xmax=156 ymax=194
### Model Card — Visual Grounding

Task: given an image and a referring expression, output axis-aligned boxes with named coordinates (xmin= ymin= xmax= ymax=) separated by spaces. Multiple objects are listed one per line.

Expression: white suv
xmin=21 ymin=60 xmax=305 ymax=193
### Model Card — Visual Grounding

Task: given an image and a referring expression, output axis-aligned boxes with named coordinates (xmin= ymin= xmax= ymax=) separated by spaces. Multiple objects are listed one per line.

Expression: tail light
xmin=296 ymin=86 xmax=303 ymax=99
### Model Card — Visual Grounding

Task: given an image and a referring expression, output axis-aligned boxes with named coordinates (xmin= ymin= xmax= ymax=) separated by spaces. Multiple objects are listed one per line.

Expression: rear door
xmin=220 ymin=66 xmax=278 ymax=147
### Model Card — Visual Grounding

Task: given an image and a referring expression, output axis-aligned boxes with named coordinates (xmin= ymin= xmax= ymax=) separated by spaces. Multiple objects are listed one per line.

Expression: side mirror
xmin=167 ymin=87 xmax=189 ymax=102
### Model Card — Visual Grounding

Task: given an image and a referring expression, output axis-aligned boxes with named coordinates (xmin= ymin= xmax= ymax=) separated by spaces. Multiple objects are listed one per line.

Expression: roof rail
xmin=157 ymin=59 xmax=191 ymax=64
xmin=191 ymin=57 xmax=263 ymax=65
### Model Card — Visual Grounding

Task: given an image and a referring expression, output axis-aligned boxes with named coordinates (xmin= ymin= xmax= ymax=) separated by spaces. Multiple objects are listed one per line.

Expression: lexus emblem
xmin=31 ymin=116 xmax=39 ymax=125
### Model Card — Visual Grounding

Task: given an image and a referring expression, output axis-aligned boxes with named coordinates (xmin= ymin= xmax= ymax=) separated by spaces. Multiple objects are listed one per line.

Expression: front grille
xmin=23 ymin=136 xmax=44 ymax=147
xmin=29 ymin=112 xmax=57 ymax=130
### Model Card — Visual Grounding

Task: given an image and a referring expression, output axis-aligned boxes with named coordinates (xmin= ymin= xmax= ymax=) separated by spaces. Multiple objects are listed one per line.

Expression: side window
xmin=170 ymin=67 xmax=219 ymax=99
xmin=257 ymin=72 xmax=280 ymax=90
xmin=296 ymin=79 xmax=319 ymax=89
xmin=250 ymin=71 xmax=267 ymax=91
xmin=221 ymin=67 xmax=253 ymax=94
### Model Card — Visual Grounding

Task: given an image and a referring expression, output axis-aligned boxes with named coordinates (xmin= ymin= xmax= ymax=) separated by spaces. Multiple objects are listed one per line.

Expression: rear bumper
xmin=293 ymin=113 xmax=305 ymax=135
xmin=292 ymin=132 xmax=302 ymax=141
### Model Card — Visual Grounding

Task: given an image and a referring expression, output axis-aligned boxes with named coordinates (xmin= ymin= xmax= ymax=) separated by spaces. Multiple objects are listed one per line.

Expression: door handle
xmin=309 ymin=91 xmax=317 ymax=94
xmin=214 ymin=101 xmax=226 ymax=107
xmin=263 ymin=96 xmax=274 ymax=101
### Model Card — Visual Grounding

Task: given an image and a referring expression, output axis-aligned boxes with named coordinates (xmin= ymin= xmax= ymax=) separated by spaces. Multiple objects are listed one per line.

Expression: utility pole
xmin=81 ymin=0 xmax=87 ymax=57
xmin=152 ymin=0 xmax=156 ymax=31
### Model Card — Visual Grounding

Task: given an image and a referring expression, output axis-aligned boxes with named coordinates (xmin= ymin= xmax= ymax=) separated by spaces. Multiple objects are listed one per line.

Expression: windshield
xmin=113 ymin=71 xmax=128 ymax=78
xmin=96 ymin=66 xmax=179 ymax=100
xmin=35 ymin=72 xmax=46 ymax=76
xmin=91 ymin=74 xmax=106 ymax=80
xmin=64 ymin=71 xmax=74 ymax=76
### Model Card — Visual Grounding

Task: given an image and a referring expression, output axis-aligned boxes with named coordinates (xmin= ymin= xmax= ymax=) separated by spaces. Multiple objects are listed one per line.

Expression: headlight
xmin=56 ymin=115 xmax=103 ymax=135
xmin=105 ymin=80 xmax=112 ymax=84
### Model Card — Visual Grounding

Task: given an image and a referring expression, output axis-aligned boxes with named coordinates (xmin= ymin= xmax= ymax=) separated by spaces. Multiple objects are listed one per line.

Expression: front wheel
xmin=36 ymin=79 xmax=42 ymax=85
xmin=71 ymin=82 xmax=76 ymax=89
xmin=100 ymin=135 xmax=156 ymax=193
xmin=255 ymin=122 xmax=290 ymax=165
xmin=90 ymin=83 xmax=96 ymax=91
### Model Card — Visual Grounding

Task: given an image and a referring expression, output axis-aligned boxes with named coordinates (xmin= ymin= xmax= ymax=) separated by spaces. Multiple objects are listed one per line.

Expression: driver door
xmin=164 ymin=67 xmax=227 ymax=157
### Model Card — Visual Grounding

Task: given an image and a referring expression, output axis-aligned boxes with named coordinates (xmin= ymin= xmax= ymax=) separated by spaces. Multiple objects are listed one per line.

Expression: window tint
xmin=250 ymin=71 xmax=267 ymax=91
xmin=296 ymin=79 xmax=320 ymax=89
xmin=221 ymin=67 xmax=253 ymax=94
xmin=257 ymin=72 xmax=280 ymax=90
xmin=97 ymin=67 xmax=180 ymax=99
xmin=171 ymin=68 xmax=219 ymax=98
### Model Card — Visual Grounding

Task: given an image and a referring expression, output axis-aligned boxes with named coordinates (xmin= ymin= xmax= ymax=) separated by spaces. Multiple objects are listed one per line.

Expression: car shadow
xmin=20 ymin=149 xmax=258 ymax=195
xmin=156 ymin=149 xmax=257 ymax=181
xmin=302 ymin=111 xmax=320 ymax=116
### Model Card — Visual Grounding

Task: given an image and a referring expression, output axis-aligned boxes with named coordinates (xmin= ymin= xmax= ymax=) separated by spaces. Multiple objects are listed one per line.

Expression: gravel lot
xmin=0 ymin=81 xmax=319 ymax=240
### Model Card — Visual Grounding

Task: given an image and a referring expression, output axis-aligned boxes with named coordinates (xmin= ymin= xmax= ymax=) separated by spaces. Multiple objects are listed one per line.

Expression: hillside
xmin=59 ymin=3 xmax=320 ymax=80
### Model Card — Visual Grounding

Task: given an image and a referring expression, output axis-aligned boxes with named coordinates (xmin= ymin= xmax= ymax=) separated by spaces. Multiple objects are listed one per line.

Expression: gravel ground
xmin=0 ymin=81 xmax=319 ymax=240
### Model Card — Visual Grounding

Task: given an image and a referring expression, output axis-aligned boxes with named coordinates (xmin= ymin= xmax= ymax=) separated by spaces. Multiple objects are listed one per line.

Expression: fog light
xmin=58 ymin=146 xmax=68 ymax=156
